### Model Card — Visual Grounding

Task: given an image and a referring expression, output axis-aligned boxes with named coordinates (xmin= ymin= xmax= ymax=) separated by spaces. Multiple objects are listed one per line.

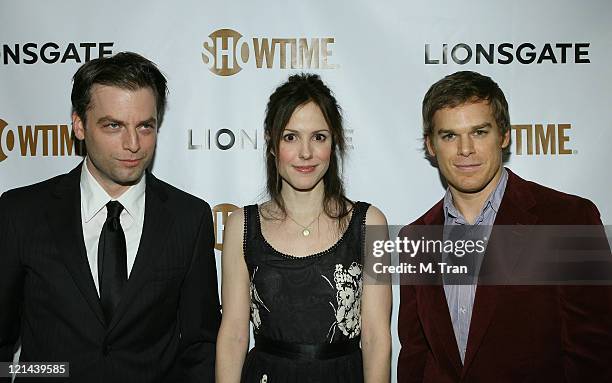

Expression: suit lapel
xmin=421 ymin=286 xmax=463 ymax=373
xmin=462 ymin=169 xmax=538 ymax=374
xmin=106 ymin=172 xmax=174 ymax=333
xmin=419 ymin=202 xmax=464 ymax=374
xmin=47 ymin=164 xmax=106 ymax=326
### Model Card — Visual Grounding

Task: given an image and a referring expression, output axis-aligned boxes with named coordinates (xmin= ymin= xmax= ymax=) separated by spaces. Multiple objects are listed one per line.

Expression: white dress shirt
xmin=80 ymin=159 xmax=146 ymax=296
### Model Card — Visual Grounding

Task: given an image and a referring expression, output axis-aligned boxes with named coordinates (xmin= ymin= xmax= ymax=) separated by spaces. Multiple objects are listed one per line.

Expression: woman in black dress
xmin=216 ymin=74 xmax=391 ymax=382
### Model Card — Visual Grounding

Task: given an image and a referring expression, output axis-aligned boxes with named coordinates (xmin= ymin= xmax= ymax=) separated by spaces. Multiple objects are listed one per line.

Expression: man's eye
xmin=105 ymin=122 xmax=121 ymax=129
xmin=474 ymin=130 xmax=487 ymax=136
xmin=442 ymin=133 xmax=455 ymax=140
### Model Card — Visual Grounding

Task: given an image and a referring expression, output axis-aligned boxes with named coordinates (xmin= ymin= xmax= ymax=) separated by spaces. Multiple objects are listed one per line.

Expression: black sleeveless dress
xmin=241 ymin=202 xmax=370 ymax=383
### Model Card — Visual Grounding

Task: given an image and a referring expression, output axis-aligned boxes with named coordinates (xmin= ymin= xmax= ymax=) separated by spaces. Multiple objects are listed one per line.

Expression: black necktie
xmin=98 ymin=201 xmax=127 ymax=323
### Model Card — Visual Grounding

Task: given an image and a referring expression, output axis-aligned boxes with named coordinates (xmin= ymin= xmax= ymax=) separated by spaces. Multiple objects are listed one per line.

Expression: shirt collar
xmin=80 ymin=159 xmax=146 ymax=222
xmin=443 ymin=167 xmax=508 ymax=223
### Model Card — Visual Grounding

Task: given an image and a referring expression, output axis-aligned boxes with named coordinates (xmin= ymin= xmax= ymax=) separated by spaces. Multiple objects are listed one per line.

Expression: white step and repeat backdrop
xmin=1 ymin=0 xmax=610 ymax=379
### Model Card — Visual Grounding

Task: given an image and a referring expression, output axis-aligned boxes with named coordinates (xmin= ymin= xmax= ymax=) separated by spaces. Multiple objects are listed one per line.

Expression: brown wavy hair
xmin=263 ymin=73 xmax=351 ymax=227
xmin=422 ymin=71 xmax=511 ymax=158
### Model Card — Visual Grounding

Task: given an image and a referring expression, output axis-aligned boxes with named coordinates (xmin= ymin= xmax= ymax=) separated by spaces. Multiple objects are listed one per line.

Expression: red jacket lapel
xmin=417 ymin=201 xmax=464 ymax=373
xmin=462 ymin=169 xmax=539 ymax=375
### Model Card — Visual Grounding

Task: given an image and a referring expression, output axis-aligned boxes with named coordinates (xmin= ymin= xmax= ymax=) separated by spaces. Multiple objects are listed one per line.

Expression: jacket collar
xmin=48 ymin=162 xmax=171 ymax=330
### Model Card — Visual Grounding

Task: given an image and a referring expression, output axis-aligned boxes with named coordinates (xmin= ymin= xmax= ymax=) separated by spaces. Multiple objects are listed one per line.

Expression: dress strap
xmin=351 ymin=201 xmax=371 ymax=234
xmin=243 ymin=204 xmax=259 ymax=259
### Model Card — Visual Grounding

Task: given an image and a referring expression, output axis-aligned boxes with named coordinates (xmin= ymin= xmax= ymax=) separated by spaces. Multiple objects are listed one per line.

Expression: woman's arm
xmin=215 ymin=208 xmax=252 ymax=383
xmin=361 ymin=205 xmax=392 ymax=383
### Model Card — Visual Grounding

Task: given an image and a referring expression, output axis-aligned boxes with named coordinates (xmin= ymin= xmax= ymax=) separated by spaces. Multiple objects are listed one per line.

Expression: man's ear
xmin=425 ymin=135 xmax=436 ymax=157
xmin=72 ymin=112 xmax=86 ymax=141
xmin=501 ymin=129 xmax=510 ymax=149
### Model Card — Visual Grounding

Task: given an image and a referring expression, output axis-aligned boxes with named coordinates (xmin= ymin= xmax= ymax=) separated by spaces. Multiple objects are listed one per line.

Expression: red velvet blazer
xmin=397 ymin=169 xmax=612 ymax=383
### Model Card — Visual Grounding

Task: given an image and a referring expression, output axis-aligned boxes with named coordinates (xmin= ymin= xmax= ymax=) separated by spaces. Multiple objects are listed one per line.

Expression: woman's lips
xmin=293 ymin=165 xmax=317 ymax=173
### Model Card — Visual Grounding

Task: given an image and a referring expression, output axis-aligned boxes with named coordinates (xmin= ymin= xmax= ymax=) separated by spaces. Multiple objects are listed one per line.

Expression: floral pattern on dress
xmin=250 ymin=267 xmax=270 ymax=333
xmin=323 ymin=262 xmax=363 ymax=340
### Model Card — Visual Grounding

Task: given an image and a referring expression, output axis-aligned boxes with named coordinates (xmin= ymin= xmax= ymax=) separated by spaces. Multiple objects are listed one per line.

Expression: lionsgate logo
xmin=1 ymin=42 xmax=114 ymax=65
xmin=201 ymin=28 xmax=338 ymax=76
xmin=188 ymin=127 xmax=259 ymax=151
xmin=425 ymin=42 xmax=590 ymax=65
xmin=0 ymin=119 xmax=83 ymax=163
xmin=188 ymin=127 xmax=354 ymax=151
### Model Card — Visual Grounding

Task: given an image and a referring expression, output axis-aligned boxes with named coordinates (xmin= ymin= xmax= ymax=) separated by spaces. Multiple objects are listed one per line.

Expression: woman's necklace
xmin=286 ymin=210 xmax=322 ymax=237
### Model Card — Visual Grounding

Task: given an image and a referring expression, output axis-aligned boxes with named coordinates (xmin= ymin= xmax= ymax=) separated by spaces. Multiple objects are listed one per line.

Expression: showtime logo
xmin=510 ymin=123 xmax=575 ymax=155
xmin=212 ymin=203 xmax=240 ymax=251
xmin=0 ymin=119 xmax=83 ymax=163
xmin=202 ymin=28 xmax=337 ymax=76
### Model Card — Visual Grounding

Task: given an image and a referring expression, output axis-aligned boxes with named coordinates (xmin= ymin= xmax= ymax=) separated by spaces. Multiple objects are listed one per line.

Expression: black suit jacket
xmin=0 ymin=164 xmax=221 ymax=382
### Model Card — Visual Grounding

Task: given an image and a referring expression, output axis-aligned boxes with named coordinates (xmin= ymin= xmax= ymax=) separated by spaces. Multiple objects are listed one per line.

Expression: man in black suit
xmin=0 ymin=52 xmax=221 ymax=382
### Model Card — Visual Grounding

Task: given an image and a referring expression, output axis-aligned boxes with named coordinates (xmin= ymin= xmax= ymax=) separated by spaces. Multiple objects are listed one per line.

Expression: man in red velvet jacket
xmin=397 ymin=71 xmax=612 ymax=382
